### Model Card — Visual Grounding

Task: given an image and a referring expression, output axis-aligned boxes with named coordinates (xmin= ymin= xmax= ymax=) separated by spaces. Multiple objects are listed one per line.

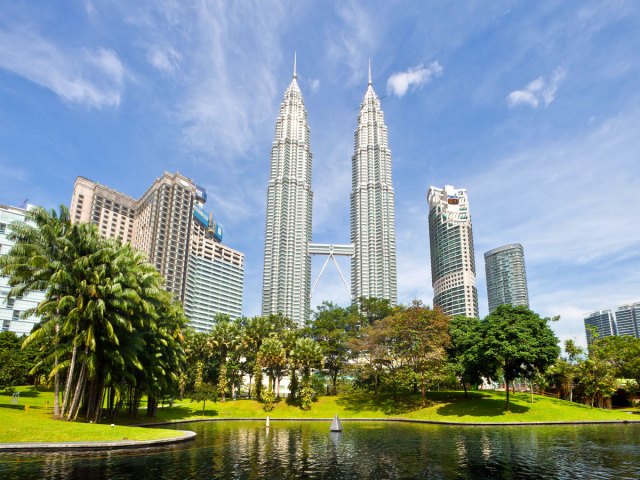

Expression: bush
xmin=262 ymin=387 xmax=276 ymax=412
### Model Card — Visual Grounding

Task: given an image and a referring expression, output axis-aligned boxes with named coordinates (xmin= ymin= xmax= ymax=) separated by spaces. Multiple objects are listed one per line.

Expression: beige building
xmin=70 ymin=173 xmax=244 ymax=329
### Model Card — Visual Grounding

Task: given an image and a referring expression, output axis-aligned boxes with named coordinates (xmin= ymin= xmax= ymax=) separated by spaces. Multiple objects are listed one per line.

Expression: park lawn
xmin=0 ymin=386 xmax=187 ymax=443
xmin=129 ymin=390 xmax=640 ymax=425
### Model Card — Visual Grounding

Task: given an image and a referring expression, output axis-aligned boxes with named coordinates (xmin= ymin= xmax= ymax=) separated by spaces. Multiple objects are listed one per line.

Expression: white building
xmin=0 ymin=204 xmax=46 ymax=335
xmin=350 ymin=64 xmax=398 ymax=304
xmin=427 ymin=185 xmax=479 ymax=318
xmin=261 ymin=56 xmax=313 ymax=325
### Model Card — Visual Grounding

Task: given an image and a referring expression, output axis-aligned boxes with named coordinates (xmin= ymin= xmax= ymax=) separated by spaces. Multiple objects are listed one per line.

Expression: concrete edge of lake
xmin=0 ymin=430 xmax=196 ymax=452
xmin=144 ymin=416 xmax=640 ymax=427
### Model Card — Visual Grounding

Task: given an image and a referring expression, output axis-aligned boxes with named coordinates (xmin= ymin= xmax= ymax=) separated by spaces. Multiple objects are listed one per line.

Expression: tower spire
xmin=293 ymin=51 xmax=297 ymax=79
xmin=368 ymin=58 xmax=372 ymax=85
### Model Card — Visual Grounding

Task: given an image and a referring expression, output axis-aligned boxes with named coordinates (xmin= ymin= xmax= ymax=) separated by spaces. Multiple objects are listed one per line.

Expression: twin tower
xmin=262 ymin=57 xmax=397 ymax=324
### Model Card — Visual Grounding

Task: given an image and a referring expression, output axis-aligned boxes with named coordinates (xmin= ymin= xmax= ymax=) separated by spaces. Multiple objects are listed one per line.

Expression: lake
xmin=1 ymin=420 xmax=639 ymax=479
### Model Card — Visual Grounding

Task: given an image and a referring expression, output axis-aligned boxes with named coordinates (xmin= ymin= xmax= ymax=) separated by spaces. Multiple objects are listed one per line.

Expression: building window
xmin=7 ymin=297 xmax=14 ymax=307
xmin=12 ymin=309 xmax=20 ymax=320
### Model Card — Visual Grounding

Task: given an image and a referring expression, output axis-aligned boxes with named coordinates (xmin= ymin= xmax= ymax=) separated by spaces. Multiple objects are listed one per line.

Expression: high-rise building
xmin=350 ymin=64 xmax=398 ymax=304
xmin=184 ymin=200 xmax=244 ymax=332
xmin=427 ymin=185 xmax=479 ymax=318
xmin=70 ymin=173 xmax=244 ymax=330
xmin=261 ymin=56 xmax=313 ymax=325
xmin=484 ymin=243 xmax=529 ymax=313
xmin=614 ymin=303 xmax=640 ymax=338
xmin=584 ymin=309 xmax=617 ymax=344
xmin=0 ymin=204 xmax=46 ymax=335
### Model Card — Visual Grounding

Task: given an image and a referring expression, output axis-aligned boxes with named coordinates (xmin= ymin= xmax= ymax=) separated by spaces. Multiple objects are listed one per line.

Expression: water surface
xmin=1 ymin=420 xmax=638 ymax=479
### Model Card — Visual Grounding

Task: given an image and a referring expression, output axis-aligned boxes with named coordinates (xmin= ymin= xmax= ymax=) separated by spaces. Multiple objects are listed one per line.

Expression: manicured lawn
xmin=128 ymin=389 xmax=640 ymax=425
xmin=0 ymin=386 xmax=187 ymax=443
xmin=3 ymin=386 xmax=638 ymax=444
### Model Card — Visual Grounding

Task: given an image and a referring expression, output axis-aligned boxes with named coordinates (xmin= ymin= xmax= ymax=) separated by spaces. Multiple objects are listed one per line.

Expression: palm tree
xmin=210 ymin=317 xmax=240 ymax=401
xmin=0 ymin=206 xmax=74 ymax=417
xmin=258 ymin=338 xmax=286 ymax=397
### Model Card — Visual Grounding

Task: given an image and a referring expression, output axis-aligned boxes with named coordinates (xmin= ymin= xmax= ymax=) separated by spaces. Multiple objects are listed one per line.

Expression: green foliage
xmin=0 ymin=332 xmax=36 ymax=390
xmin=447 ymin=316 xmax=483 ymax=395
xmin=311 ymin=302 xmax=358 ymax=394
xmin=299 ymin=381 xmax=315 ymax=410
xmin=0 ymin=206 xmax=187 ymax=422
xmin=262 ymin=387 xmax=276 ymax=412
xmin=480 ymin=305 xmax=560 ymax=410
xmin=190 ymin=382 xmax=218 ymax=415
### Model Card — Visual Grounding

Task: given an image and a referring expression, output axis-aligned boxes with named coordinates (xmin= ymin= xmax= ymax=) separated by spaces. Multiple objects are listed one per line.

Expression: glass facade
xmin=584 ymin=309 xmax=617 ymax=344
xmin=427 ymin=186 xmax=479 ymax=318
xmin=484 ymin=243 xmax=529 ymax=313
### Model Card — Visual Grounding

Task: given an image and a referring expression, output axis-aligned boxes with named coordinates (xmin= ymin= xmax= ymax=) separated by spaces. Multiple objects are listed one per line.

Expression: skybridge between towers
xmin=308 ymin=243 xmax=354 ymax=300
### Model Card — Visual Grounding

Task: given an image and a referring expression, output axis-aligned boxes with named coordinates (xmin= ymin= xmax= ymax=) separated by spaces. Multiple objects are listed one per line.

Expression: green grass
xmin=0 ymin=387 xmax=187 ymax=443
xmin=126 ymin=389 xmax=640 ymax=425
xmin=3 ymin=387 xmax=637 ymax=444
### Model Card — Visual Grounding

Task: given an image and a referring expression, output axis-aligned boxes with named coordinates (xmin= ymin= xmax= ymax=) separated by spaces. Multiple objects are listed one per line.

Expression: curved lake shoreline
xmin=2 ymin=421 xmax=639 ymax=479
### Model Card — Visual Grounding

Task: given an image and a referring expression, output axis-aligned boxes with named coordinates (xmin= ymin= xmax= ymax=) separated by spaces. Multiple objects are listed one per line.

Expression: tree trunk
xmin=53 ymin=322 xmax=60 ymax=418
xmin=421 ymin=376 xmax=426 ymax=405
xmin=505 ymin=378 xmax=511 ymax=411
xmin=61 ymin=341 xmax=78 ymax=417
xmin=462 ymin=381 xmax=468 ymax=397
xmin=67 ymin=362 xmax=87 ymax=421
xmin=332 ymin=372 xmax=338 ymax=396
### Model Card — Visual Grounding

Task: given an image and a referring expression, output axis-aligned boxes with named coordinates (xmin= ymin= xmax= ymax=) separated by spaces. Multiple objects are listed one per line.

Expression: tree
xmin=481 ymin=305 xmax=560 ymax=411
xmin=210 ymin=317 xmax=240 ymax=401
xmin=387 ymin=301 xmax=450 ymax=405
xmin=292 ymin=338 xmax=323 ymax=409
xmin=447 ymin=315 xmax=483 ymax=396
xmin=0 ymin=205 xmax=74 ymax=417
xmin=357 ymin=297 xmax=394 ymax=326
xmin=258 ymin=337 xmax=286 ymax=397
xmin=0 ymin=332 xmax=35 ymax=391
xmin=311 ymin=302 xmax=357 ymax=395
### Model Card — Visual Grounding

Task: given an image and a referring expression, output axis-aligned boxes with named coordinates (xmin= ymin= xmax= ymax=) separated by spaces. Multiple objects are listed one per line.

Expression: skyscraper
xmin=427 ymin=185 xmax=479 ymax=318
xmin=584 ymin=309 xmax=617 ymax=344
xmin=614 ymin=303 xmax=640 ymax=338
xmin=262 ymin=56 xmax=313 ymax=324
xmin=70 ymin=173 xmax=245 ymax=330
xmin=484 ymin=243 xmax=529 ymax=313
xmin=350 ymin=63 xmax=398 ymax=304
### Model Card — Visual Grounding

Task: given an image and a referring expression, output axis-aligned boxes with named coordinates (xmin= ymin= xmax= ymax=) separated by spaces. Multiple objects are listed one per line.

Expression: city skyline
xmin=1 ymin=2 xmax=640 ymax=346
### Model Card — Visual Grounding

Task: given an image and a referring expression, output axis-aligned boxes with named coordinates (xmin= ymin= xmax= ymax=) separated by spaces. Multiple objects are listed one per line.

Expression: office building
xmin=427 ymin=185 xmax=479 ymax=318
xmin=70 ymin=173 xmax=244 ymax=330
xmin=261 ymin=56 xmax=313 ymax=324
xmin=615 ymin=303 xmax=640 ymax=338
xmin=0 ymin=204 xmax=46 ymax=335
xmin=484 ymin=243 xmax=529 ymax=313
xmin=584 ymin=309 xmax=617 ymax=344
xmin=350 ymin=63 xmax=398 ymax=304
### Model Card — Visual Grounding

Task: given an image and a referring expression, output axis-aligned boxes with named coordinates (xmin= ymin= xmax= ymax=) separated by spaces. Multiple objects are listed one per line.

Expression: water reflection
xmin=1 ymin=421 xmax=639 ymax=479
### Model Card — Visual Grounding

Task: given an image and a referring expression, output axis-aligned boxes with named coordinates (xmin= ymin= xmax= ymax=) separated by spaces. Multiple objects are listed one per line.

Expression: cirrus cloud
xmin=507 ymin=67 xmax=567 ymax=108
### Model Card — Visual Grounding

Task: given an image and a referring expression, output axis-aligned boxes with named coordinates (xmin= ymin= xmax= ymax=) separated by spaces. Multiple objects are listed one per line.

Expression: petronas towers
xmin=262 ymin=57 xmax=397 ymax=324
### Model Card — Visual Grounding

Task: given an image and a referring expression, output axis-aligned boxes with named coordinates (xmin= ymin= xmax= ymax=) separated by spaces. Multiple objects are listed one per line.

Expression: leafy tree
xmin=481 ymin=305 xmax=560 ymax=410
xmin=311 ymin=302 xmax=357 ymax=395
xmin=0 ymin=332 xmax=35 ymax=391
xmin=387 ymin=301 xmax=450 ymax=404
xmin=447 ymin=315 xmax=483 ymax=396
xmin=357 ymin=296 xmax=394 ymax=326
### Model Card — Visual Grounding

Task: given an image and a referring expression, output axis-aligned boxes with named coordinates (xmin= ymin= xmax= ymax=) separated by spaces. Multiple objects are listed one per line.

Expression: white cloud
xmin=326 ymin=2 xmax=376 ymax=84
xmin=147 ymin=46 xmax=181 ymax=73
xmin=507 ymin=67 xmax=567 ymax=108
xmin=387 ymin=62 xmax=443 ymax=98
xmin=309 ymin=78 xmax=320 ymax=93
xmin=0 ymin=27 xmax=125 ymax=109
xmin=465 ymin=104 xmax=640 ymax=339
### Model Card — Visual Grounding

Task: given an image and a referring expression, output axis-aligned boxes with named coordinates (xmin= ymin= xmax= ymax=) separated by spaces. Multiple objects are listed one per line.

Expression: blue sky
xmin=1 ymin=1 xmax=639 ymax=346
